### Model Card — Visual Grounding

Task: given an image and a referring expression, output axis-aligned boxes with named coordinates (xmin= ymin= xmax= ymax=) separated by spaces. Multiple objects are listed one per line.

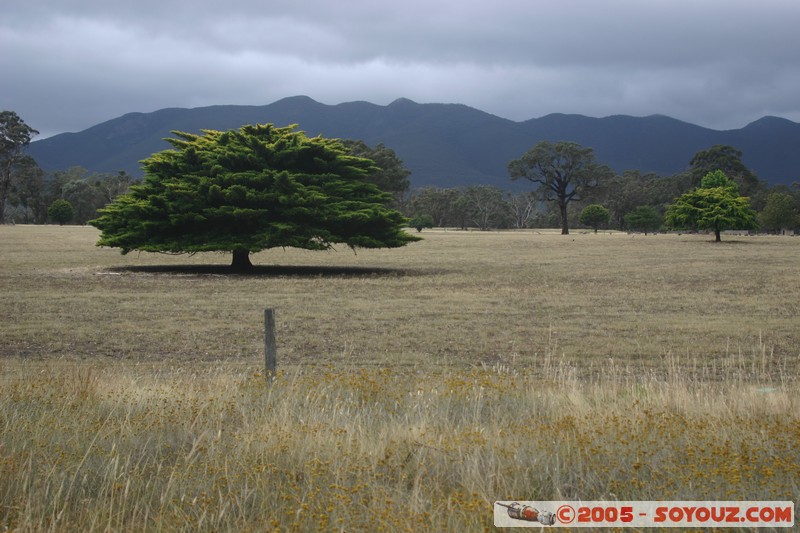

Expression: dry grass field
xmin=1 ymin=225 xmax=799 ymax=531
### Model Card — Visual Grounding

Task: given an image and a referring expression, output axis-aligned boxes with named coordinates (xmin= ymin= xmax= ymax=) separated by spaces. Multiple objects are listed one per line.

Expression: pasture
xmin=1 ymin=225 xmax=799 ymax=531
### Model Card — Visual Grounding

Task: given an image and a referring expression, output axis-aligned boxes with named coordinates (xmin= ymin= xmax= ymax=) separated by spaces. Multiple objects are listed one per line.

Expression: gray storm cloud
xmin=3 ymin=0 xmax=799 ymax=138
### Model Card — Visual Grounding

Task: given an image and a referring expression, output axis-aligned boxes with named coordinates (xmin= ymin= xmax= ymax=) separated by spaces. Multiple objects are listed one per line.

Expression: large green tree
xmin=665 ymin=170 xmax=758 ymax=242
xmin=1 ymin=111 xmax=39 ymax=223
xmin=91 ymin=124 xmax=418 ymax=269
xmin=509 ymin=141 xmax=613 ymax=234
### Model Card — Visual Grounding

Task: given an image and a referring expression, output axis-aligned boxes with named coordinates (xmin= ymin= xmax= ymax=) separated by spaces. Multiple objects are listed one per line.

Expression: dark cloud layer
xmin=3 ymin=0 xmax=799 ymax=138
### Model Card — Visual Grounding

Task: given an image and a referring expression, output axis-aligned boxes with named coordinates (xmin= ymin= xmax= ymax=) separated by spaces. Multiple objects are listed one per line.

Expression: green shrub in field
xmin=47 ymin=199 xmax=74 ymax=225
xmin=579 ymin=204 xmax=610 ymax=233
xmin=409 ymin=214 xmax=434 ymax=232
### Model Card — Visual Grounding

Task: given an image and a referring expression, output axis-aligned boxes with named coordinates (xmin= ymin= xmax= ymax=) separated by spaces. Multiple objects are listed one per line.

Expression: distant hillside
xmin=28 ymin=96 xmax=800 ymax=188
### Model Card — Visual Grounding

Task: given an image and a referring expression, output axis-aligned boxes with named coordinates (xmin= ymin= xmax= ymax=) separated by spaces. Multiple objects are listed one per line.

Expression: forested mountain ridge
xmin=28 ymin=96 xmax=800 ymax=187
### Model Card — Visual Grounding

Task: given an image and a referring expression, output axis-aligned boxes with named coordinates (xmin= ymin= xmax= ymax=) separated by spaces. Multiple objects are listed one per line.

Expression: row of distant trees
xmin=401 ymin=144 xmax=800 ymax=235
xmin=1 ymin=112 xmax=412 ymax=226
xmin=402 ymin=175 xmax=800 ymax=234
xmin=3 ymin=110 xmax=799 ymax=237
xmin=9 ymin=164 xmax=137 ymax=225
xmin=0 ymin=111 xmax=136 ymax=225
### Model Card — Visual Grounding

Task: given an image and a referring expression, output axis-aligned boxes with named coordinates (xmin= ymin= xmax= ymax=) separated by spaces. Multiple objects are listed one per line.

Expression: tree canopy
xmin=689 ymin=144 xmax=765 ymax=202
xmin=759 ymin=191 xmax=799 ymax=233
xmin=339 ymin=140 xmax=410 ymax=207
xmin=508 ymin=141 xmax=613 ymax=234
xmin=624 ymin=206 xmax=663 ymax=234
xmin=665 ymin=170 xmax=758 ymax=241
xmin=90 ymin=124 xmax=418 ymax=269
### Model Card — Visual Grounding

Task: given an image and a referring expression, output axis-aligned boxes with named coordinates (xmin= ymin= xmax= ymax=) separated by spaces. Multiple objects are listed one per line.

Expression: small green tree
xmin=91 ymin=124 xmax=419 ymax=270
xmin=624 ymin=205 xmax=663 ymax=235
xmin=408 ymin=214 xmax=434 ymax=232
xmin=665 ymin=170 xmax=758 ymax=242
xmin=579 ymin=204 xmax=610 ymax=233
xmin=48 ymin=199 xmax=74 ymax=225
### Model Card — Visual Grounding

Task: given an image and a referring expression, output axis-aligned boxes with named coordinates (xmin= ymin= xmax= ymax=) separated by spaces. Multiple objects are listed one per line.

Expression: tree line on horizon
xmin=3 ymin=110 xmax=799 ymax=244
xmin=405 ymin=143 xmax=799 ymax=236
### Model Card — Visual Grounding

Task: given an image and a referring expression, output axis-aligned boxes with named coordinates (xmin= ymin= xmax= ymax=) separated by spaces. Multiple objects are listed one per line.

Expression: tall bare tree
xmin=505 ymin=191 xmax=538 ymax=229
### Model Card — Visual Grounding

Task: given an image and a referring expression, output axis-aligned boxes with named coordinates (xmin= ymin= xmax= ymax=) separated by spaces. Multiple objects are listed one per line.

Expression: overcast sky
xmin=3 ymin=0 xmax=800 ymax=138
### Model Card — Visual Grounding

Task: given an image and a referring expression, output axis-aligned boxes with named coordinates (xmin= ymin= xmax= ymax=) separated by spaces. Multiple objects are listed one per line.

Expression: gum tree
xmin=1 ymin=111 xmax=39 ymax=222
xmin=509 ymin=141 xmax=613 ymax=234
xmin=90 ymin=124 xmax=419 ymax=270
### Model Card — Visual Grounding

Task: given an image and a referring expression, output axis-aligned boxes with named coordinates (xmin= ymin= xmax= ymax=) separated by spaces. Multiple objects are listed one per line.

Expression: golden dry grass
xmin=1 ymin=225 xmax=799 ymax=531
xmin=2 ymin=225 xmax=799 ymax=374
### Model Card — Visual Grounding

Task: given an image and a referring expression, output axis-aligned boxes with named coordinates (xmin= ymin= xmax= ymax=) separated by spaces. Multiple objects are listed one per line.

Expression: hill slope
xmin=28 ymin=96 xmax=800 ymax=187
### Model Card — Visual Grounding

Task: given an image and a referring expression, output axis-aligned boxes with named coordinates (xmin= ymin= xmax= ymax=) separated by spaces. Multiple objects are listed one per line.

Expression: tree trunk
xmin=559 ymin=201 xmax=569 ymax=235
xmin=0 ymin=168 xmax=9 ymax=223
xmin=231 ymin=249 xmax=253 ymax=271
xmin=714 ymin=228 xmax=722 ymax=242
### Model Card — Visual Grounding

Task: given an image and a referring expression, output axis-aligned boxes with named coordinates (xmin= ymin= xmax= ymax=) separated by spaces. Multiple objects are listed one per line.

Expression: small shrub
xmin=409 ymin=214 xmax=434 ymax=232
xmin=47 ymin=199 xmax=74 ymax=225
xmin=579 ymin=204 xmax=610 ymax=233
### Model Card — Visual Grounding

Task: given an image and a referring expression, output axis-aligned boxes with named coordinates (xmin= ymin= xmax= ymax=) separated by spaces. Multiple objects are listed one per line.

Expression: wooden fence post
xmin=264 ymin=308 xmax=277 ymax=381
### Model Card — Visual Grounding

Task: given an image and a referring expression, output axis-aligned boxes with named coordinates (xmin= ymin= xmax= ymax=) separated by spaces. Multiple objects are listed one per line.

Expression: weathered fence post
xmin=264 ymin=308 xmax=277 ymax=381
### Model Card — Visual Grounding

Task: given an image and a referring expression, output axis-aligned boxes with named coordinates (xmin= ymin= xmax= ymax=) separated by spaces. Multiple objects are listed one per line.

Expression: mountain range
xmin=28 ymin=96 xmax=800 ymax=188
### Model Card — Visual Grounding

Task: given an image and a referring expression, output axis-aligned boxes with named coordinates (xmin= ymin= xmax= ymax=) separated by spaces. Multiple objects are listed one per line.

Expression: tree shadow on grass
xmin=104 ymin=264 xmax=426 ymax=278
xmin=676 ymin=237 xmax=775 ymax=245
